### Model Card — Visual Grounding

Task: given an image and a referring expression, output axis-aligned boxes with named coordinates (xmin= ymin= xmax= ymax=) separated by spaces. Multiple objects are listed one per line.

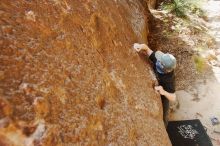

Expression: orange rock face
xmin=0 ymin=0 xmax=171 ymax=145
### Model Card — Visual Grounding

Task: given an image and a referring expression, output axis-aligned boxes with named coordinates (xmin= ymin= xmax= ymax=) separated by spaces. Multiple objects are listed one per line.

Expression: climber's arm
xmin=133 ymin=43 xmax=153 ymax=56
xmin=155 ymin=86 xmax=176 ymax=102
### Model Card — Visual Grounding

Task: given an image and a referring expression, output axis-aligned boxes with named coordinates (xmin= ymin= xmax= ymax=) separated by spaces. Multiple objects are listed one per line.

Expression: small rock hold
xmin=0 ymin=96 xmax=13 ymax=117
xmin=135 ymin=104 xmax=145 ymax=110
xmin=53 ymin=87 xmax=67 ymax=104
xmin=0 ymin=117 xmax=11 ymax=128
xmin=95 ymin=95 xmax=105 ymax=109
xmin=22 ymin=124 xmax=37 ymax=137
xmin=112 ymin=40 xmax=118 ymax=46
xmin=24 ymin=121 xmax=46 ymax=146
xmin=94 ymin=121 xmax=103 ymax=131
xmin=1 ymin=26 xmax=13 ymax=34
xmin=19 ymin=82 xmax=35 ymax=96
xmin=33 ymin=97 xmax=49 ymax=118
xmin=25 ymin=10 xmax=36 ymax=22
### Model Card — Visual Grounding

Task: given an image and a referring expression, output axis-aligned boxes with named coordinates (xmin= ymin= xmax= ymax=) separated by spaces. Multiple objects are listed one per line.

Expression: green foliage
xmin=194 ymin=55 xmax=206 ymax=73
xmin=162 ymin=0 xmax=206 ymax=18
xmin=173 ymin=0 xmax=187 ymax=17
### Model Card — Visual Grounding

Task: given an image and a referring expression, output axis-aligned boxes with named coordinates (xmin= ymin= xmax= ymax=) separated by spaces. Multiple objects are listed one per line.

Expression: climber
xmin=133 ymin=43 xmax=177 ymax=127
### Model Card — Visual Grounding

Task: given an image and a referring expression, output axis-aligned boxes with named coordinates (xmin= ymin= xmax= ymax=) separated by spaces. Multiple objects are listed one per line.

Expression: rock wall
xmin=146 ymin=0 xmax=157 ymax=9
xmin=0 ymin=0 xmax=171 ymax=145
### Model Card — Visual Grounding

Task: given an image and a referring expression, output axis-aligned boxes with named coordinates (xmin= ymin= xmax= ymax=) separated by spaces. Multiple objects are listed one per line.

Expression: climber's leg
xmin=161 ymin=96 xmax=169 ymax=128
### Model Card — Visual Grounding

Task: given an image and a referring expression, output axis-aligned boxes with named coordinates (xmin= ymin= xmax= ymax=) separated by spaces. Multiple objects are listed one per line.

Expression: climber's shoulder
xmin=149 ymin=51 xmax=156 ymax=64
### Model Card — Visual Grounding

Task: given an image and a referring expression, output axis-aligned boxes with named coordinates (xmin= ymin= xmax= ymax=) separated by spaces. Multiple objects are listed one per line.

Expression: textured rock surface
xmin=146 ymin=0 xmax=157 ymax=9
xmin=0 ymin=0 xmax=171 ymax=145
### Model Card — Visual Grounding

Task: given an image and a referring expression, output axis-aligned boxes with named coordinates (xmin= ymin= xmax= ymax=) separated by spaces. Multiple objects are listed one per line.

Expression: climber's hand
xmin=133 ymin=43 xmax=147 ymax=52
xmin=155 ymin=86 xmax=176 ymax=102
xmin=154 ymin=86 xmax=165 ymax=95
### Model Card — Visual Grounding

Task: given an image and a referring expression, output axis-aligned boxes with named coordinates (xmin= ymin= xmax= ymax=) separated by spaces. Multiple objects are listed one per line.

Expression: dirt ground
xmin=149 ymin=0 xmax=220 ymax=145
xmin=170 ymin=1 xmax=220 ymax=145
xmin=0 ymin=1 xmax=172 ymax=145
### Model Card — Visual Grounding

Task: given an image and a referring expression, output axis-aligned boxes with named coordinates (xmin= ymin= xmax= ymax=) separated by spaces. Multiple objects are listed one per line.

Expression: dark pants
xmin=161 ymin=96 xmax=169 ymax=128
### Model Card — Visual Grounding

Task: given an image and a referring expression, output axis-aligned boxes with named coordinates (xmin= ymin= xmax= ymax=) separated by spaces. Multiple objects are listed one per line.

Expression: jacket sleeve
xmin=149 ymin=51 xmax=157 ymax=64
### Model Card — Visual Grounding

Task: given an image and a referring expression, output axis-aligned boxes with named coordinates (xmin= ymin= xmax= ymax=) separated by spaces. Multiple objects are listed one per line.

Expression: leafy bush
xmin=162 ymin=0 xmax=205 ymax=18
xmin=194 ymin=55 xmax=206 ymax=73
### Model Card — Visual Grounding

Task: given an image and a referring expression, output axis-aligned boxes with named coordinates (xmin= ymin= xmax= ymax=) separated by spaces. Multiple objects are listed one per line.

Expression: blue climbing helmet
xmin=155 ymin=51 xmax=176 ymax=73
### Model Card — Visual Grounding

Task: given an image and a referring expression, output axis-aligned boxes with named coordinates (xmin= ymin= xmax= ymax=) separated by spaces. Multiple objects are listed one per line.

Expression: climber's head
xmin=155 ymin=51 xmax=176 ymax=73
